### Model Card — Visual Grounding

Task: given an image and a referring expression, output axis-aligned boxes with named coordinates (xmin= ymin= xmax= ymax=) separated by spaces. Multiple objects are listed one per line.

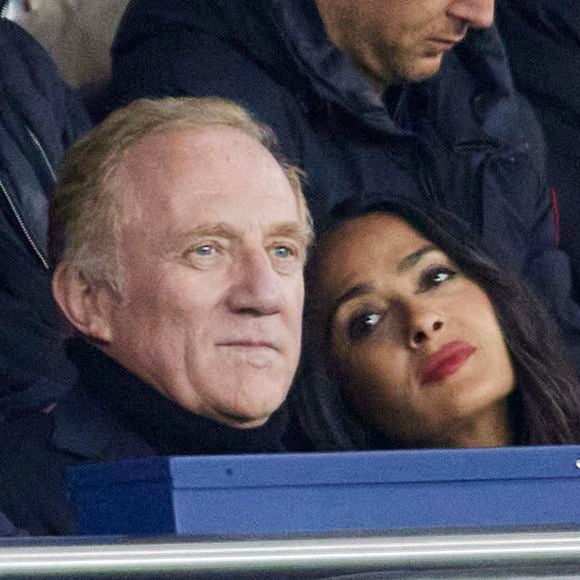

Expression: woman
xmin=292 ymin=197 xmax=580 ymax=450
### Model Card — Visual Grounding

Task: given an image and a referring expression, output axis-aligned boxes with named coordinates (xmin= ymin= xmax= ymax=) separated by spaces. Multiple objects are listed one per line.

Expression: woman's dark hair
xmin=291 ymin=196 xmax=580 ymax=450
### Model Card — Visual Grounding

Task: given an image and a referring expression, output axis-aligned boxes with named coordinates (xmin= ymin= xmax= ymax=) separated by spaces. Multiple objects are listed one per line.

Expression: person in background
xmin=496 ymin=0 xmax=580 ymax=281
xmin=0 ymin=14 xmax=90 ymax=422
xmin=292 ymin=197 xmax=580 ymax=451
xmin=4 ymin=0 xmax=130 ymax=88
xmin=107 ymin=0 xmax=580 ymax=372
xmin=0 ymin=96 xmax=312 ymax=536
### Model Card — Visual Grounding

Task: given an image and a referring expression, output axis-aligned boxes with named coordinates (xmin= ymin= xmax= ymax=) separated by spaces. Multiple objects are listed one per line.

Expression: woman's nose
xmin=408 ymin=307 xmax=444 ymax=348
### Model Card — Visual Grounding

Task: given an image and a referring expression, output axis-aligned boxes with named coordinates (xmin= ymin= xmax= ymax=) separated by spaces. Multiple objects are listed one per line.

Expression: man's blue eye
xmin=194 ymin=245 xmax=214 ymax=256
xmin=273 ymin=246 xmax=292 ymax=258
xmin=348 ymin=312 xmax=381 ymax=341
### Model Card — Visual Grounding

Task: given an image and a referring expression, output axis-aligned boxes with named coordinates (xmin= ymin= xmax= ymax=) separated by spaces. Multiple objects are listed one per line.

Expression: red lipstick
xmin=420 ymin=341 xmax=476 ymax=386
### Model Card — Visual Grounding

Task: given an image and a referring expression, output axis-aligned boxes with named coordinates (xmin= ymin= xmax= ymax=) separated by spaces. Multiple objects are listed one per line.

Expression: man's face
xmin=316 ymin=0 xmax=495 ymax=88
xmin=101 ymin=127 xmax=308 ymax=428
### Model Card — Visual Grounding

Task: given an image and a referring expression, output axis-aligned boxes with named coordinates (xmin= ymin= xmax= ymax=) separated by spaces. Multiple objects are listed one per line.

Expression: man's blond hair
xmin=49 ymin=97 xmax=312 ymax=293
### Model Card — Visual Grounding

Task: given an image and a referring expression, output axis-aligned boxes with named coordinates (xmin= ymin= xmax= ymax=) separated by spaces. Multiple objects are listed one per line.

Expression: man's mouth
xmin=217 ymin=340 xmax=278 ymax=351
xmin=427 ymin=36 xmax=464 ymax=50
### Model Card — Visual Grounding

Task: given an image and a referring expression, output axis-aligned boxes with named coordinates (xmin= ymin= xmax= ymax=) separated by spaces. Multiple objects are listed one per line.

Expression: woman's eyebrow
xmin=397 ymin=244 xmax=438 ymax=273
xmin=329 ymin=283 xmax=374 ymax=323
xmin=326 ymin=244 xmax=438 ymax=326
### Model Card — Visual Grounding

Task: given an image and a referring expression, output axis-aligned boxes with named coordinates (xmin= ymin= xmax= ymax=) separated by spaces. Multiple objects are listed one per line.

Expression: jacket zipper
xmin=26 ymin=125 xmax=58 ymax=183
xmin=0 ymin=126 xmax=56 ymax=270
xmin=0 ymin=0 xmax=10 ymax=18
xmin=0 ymin=175 xmax=49 ymax=269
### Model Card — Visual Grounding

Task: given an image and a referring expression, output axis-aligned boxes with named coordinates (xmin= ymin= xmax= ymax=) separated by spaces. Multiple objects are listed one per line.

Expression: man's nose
xmin=447 ymin=0 xmax=495 ymax=30
xmin=227 ymin=249 xmax=283 ymax=315
xmin=407 ymin=303 xmax=445 ymax=348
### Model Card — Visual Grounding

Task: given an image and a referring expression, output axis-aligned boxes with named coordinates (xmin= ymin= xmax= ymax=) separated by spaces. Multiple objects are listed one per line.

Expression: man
xmin=0 ymin=97 xmax=312 ymax=535
xmin=0 ymin=15 xmax=90 ymax=422
xmin=107 ymin=0 xmax=580 ymax=370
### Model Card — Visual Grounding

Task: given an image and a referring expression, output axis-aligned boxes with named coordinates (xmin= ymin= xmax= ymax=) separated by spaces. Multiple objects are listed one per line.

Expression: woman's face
xmin=316 ymin=213 xmax=515 ymax=446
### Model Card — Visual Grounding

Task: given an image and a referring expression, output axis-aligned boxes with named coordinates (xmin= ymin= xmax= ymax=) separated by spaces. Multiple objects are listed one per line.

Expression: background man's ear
xmin=52 ymin=263 xmax=114 ymax=343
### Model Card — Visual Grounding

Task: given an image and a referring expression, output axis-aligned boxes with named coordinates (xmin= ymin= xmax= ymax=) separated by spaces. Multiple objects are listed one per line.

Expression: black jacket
xmin=496 ymin=0 xmax=580 ymax=279
xmin=0 ymin=18 xmax=90 ymax=421
xmin=0 ymin=339 xmax=288 ymax=536
xmin=107 ymin=0 xmax=580 ymax=369
xmin=0 ymin=511 xmax=26 ymax=538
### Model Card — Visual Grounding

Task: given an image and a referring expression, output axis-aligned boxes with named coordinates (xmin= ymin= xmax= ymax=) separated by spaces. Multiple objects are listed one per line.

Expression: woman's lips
xmin=420 ymin=341 xmax=476 ymax=385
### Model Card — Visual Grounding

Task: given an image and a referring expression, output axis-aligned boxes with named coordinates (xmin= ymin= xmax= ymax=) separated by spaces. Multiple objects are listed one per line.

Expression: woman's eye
xmin=348 ymin=312 xmax=382 ymax=341
xmin=418 ymin=266 xmax=457 ymax=291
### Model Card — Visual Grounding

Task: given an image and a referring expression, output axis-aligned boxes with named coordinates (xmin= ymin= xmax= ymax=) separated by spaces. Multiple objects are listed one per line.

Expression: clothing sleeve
xmin=0 ymin=20 xmax=87 ymax=418
xmin=513 ymin=99 xmax=580 ymax=372
xmin=0 ymin=510 xmax=28 ymax=537
xmin=0 ymin=412 xmax=77 ymax=537
xmin=523 ymin=186 xmax=580 ymax=370
xmin=496 ymin=0 xmax=580 ymax=304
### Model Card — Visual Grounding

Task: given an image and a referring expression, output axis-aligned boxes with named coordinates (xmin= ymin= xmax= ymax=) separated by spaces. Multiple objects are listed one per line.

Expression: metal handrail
xmin=1 ymin=528 xmax=580 ymax=577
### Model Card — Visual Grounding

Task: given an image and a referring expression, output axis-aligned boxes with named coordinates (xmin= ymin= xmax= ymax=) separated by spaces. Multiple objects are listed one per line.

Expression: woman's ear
xmin=51 ymin=263 xmax=114 ymax=343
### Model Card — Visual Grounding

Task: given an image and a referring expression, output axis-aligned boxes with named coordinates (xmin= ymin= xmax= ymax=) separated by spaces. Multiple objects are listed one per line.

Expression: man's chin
xmin=405 ymin=55 xmax=445 ymax=83
xmin=206 ymin=391 xmax=287 ymax=430
xmin=213 ymin=409 xmax=274 ymax=430
xmin=228 ymin=415 xmax=272 ymax=430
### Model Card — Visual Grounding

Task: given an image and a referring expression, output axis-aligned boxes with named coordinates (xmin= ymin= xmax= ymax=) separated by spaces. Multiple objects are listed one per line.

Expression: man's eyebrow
xmin=396 ymin=244 xmax=438 ymax=273
xmin=268 ymin=222 xmax=313 ymax=246
xmin=170 ymin=221 xmax=312 ymax=251
xmin=174 ymin=222 xmax=237 ymax=245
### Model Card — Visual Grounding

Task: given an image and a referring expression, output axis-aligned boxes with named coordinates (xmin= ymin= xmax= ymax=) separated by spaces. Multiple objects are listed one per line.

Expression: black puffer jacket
xmin=496 ymin=0 xmax=580 ymax=279
xmin=0 ymin=18 xmax=90 ymax=421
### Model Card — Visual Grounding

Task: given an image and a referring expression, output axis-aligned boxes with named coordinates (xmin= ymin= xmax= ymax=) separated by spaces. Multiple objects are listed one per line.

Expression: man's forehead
xmin=119 ymin=128 xmax=300 ymax=239
xmin=121 ymin=126 xmax=286 ymax=194
xmin=125 ymin=126 xmax=263 ymax=164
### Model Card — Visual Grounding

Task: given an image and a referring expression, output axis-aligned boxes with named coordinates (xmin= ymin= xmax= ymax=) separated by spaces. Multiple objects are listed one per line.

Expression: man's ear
xmin=52 ymin=263 xmax=114 ymax=343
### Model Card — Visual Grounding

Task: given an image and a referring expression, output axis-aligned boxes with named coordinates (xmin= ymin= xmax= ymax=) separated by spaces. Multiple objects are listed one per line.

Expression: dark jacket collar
xmin=51 ymin=338 xmax=288 ymax=460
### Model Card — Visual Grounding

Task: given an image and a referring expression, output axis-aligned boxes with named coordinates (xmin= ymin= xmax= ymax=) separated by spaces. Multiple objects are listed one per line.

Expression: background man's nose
xmin=227 ymin=249 xmax=283 ymax=315
xmin=447 ymin=0 xmax=495 ymax=30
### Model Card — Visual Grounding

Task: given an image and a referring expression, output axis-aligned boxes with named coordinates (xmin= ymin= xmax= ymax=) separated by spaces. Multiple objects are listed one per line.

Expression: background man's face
xmin=316 ymin=0 xmax=495 ymax=88
xmin=103 ymin=127 xmax=308 ymax=428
